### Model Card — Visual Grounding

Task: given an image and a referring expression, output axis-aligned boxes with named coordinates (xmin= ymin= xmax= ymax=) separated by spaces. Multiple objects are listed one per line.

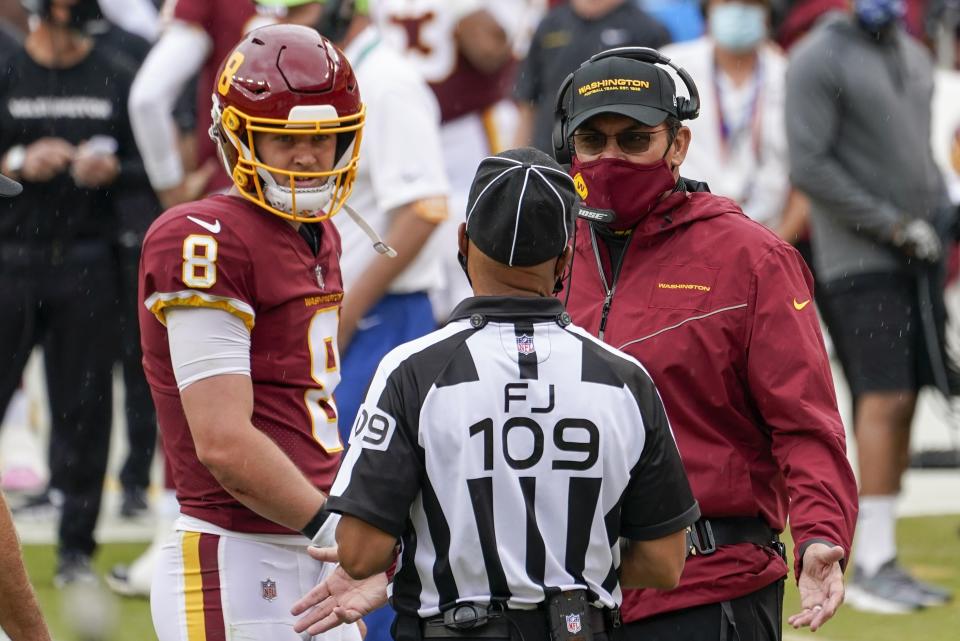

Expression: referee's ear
xmin=457 ymin=222 xmax=471 ymax=273
xmin=555 ymin=245 xmax=572 ymax=282
xmin=458 ymin=223 xmax=469 ymax=256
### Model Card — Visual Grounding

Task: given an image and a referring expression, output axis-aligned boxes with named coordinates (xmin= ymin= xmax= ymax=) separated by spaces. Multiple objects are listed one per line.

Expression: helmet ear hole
xmin=335 ymin=132 xmax=356 ymax=165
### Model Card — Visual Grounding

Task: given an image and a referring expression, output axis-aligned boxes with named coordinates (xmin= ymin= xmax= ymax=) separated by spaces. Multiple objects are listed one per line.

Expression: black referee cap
xmin=0 ymin=172 xmax=22 ymax=197
xmin=465 ymin=148 xmax=577 ymax=267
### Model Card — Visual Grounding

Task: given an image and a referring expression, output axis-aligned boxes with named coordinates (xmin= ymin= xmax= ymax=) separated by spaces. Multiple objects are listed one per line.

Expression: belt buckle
xmin=441 ymin=603 xmax=494 ymax=631
xmin=686 ymin=520 xmax=716 ymax=556
xmin=773 ymin=539 xmax=787 ymax=562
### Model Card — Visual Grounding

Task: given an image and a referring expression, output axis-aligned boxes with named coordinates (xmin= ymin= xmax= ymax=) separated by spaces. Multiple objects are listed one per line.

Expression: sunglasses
xmin=571 ymin=128 xmax=670 ymax=156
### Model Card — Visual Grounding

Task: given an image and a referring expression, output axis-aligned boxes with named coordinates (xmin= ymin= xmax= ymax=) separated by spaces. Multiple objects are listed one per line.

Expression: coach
xmin=556 ymin=48 xmax=858 ymax=638
xmin=307 ymin=147 xmax=700 ymax=641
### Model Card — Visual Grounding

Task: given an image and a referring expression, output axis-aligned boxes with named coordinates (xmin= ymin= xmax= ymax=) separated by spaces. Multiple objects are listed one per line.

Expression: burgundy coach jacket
xmin=565 ymin=188 xmax=858 ymax=620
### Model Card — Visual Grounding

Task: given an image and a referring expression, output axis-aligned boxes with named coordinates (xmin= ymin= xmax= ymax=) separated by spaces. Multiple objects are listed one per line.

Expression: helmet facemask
xmin=212 ymin=101 xmax=365 ymax=223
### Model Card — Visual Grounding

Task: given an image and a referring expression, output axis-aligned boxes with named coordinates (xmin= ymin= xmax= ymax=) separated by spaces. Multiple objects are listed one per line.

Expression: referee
xmin=314 ymin=148 xmax=700 ymax=641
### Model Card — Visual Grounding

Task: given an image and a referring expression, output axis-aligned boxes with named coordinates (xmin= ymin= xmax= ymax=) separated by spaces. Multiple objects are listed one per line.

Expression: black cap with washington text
xmin=0 ymin=172 xmax=22 ymax=197
xmin=567 ymin=56 xmax=678 ymax=132
xmin=465 ymin=148 xmax=577 ymax=267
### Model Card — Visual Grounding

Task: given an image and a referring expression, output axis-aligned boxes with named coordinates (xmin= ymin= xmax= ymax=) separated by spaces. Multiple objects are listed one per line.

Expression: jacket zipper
xmin=589 ymin=225 xmax=620 ymax=342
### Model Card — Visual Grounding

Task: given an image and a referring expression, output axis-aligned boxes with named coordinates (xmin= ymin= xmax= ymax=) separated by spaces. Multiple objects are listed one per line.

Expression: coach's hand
xmin=788 ymin=543 xmax=845 ymax=632
xmin=292 ymin=546 xmax=389 ymax=636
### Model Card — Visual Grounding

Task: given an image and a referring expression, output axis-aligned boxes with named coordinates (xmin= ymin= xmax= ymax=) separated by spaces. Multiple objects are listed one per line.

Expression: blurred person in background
xmin=0 ymin=0 xmax=149 ymax=586
xmin=635 ymin=0 xmax=706 ymax=42
xmin=775 ymin=0 xmax=846 ymax=49
xmin=787 ymin=0 xmax=955 ymax=613
xmin=371 ymin=0 xmax=521 ymax=317
xmin=0 ymin=1 xmax=161 ymax=502
xmin=0 ymin=0 xmax=162 ymax=510
xmin=86 ymin=4 xmax=164 ymax=523
xmin=0 ymin=3 xmax=32 ymax=499
xmin=0 ymin=171 xmax=52 ymax=641
xmin=97 ymin=0 xmax=160 ymax=42
xmin=127 ymin=0 xmax=270 ymax=211
xmin=514 ymin=0 xmax=670 ymax=153
xmin=663 ymin=0 xmax=809 ymax=242
xmin=128 ymin=0 xmax=336 ymax=211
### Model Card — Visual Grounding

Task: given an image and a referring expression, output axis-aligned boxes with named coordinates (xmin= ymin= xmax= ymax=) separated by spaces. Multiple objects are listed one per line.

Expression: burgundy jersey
xmin=167 ymin=0 xmax=265 ymax=193
xmin=375 ymin=0 xmax=516 ymax=123
xmin=139 ymin=194 xmax=344 ymax=533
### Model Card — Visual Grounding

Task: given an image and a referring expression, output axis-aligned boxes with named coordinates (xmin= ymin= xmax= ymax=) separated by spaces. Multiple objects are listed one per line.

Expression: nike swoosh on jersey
xmin=793 ymin=298 xmax=811 ymax=311
xmin=186 ymin=215 xmax=221 ymax=234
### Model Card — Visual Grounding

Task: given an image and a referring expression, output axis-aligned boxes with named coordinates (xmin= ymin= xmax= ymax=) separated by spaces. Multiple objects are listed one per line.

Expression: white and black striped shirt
xmin=327 ymin=297 xmax=699 ymax=618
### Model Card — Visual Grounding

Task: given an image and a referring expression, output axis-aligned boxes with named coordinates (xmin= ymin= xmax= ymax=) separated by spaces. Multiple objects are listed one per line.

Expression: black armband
xmin=301 ymin=505 xmax=331 ymax=540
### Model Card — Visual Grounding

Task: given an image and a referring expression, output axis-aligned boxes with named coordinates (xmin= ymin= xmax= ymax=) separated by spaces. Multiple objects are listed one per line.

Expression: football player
xmin=115 ymin=0 xmax=334 ymax=598
xmin=139 ymin=24 xmax=371 ymax=640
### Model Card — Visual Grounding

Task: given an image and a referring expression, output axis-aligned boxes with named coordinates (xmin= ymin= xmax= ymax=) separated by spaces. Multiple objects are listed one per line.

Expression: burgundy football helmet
xmin=210 ymin=24 xmax=364 ymax=222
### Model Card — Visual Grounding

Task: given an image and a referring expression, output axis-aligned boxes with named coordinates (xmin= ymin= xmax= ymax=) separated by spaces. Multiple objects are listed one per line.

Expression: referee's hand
xmin=292 ymin=546 xmax=389 ymax=636
xmin=788 ymin=543 xmax=846 ymax=632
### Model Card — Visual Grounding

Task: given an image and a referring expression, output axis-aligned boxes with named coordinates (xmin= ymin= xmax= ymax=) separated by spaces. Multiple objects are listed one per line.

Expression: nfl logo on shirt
xmin=261 ymin=578 xmax=277 ymax=602
xmin=516 ymin=334 xmax=535 ymax=355
xmin=565 ymin=613 xmax=582 ymax=634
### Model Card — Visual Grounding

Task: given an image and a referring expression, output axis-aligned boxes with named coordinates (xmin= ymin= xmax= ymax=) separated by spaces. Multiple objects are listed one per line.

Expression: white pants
xmin=152 ymin=529 xmax=362 ymax=641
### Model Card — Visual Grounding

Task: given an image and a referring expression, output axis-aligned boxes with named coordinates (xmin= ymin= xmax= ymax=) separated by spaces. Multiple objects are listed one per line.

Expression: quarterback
xmin=139 ymin=24 xmax=367 ymax=641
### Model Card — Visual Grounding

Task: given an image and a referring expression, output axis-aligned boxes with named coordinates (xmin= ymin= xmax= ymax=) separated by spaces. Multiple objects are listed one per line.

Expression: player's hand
xmin=788 ymin=543 xmax=845 ymax=632
xmin=71 ymin=152 xmax=120 ymax=188
xmin=158 ymin=160 xmax=217 ymax=209
xmin=21 ymin=137 xmax=75 ymax=182
xmin=291 ymin=546 xmax=389 ymax=636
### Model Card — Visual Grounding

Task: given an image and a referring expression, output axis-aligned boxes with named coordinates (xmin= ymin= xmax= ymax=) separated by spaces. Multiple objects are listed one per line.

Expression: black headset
xmin=551 ymin=47 xmax=700 ymax=165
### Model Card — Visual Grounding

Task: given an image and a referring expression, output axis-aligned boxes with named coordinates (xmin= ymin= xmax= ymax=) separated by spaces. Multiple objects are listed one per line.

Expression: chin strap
xmin=342 ymin=203 xmax=398 ymax=257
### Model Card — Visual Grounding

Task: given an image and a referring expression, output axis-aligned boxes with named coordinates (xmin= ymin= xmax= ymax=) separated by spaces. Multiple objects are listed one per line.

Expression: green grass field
xmin=20 ymin=515 xmax=960 ymax=641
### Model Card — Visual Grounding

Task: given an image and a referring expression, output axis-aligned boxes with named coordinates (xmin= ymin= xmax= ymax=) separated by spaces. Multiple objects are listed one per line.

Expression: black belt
xmin=686 ymin=517 xmax=784 ymax=558
xmin=420 ymin=605 xmax=611 ymax=638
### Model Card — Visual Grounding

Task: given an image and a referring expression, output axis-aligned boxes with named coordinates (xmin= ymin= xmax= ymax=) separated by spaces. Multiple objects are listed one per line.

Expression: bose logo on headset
xmin=551 ymin=47 xmax=701 ymax=165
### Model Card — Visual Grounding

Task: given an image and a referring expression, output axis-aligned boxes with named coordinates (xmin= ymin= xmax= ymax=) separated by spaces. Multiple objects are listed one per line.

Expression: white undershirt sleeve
xmin=166 ymin=307 xmax=251 ymax=392
xmin=99 ymin=0 xmax=161 ymax=42
xmin=129 ymin=21 xmax=213 ymax=191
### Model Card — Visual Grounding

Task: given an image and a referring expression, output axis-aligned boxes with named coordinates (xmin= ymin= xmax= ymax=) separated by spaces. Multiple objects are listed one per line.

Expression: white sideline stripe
xmin=617 ymin=304 xmax=749 ymax=350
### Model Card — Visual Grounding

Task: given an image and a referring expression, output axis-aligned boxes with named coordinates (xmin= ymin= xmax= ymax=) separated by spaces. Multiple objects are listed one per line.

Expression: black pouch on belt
xmin=546 ymin=591 xmax=594 ymax=641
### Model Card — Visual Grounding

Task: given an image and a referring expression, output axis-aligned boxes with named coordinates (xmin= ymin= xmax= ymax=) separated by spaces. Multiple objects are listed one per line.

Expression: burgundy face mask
xmin=571 ymin=157 xmax=678 ymax=231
